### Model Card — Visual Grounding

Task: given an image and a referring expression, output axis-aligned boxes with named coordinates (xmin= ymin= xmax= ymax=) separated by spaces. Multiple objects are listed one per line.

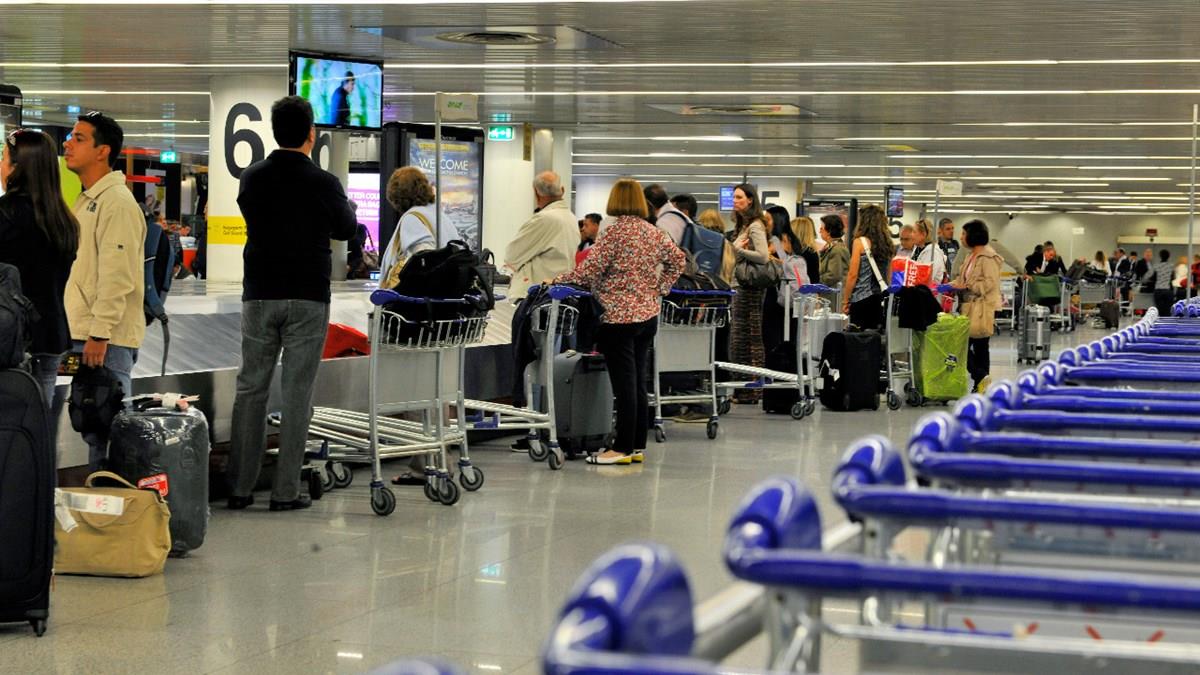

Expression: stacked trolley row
xmin=458 ymin=284 xmax=591 ymax=471
xmin=280 ymin=290 xmax=489 ymax=514
xmin=650 ymin=288 xmax=734 ymax=442
xmin=713 ymin=284 xmax=838 ymax=421
xmin=538 ymin=302 xmax=1200 ymax=674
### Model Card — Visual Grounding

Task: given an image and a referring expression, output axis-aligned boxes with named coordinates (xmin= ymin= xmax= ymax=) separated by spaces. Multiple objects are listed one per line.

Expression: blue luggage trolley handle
xmin=370 ymin=288 xmax=499 ymax=306
xmin=527 ymin=283 xmax=593 ymax=301
xmin=832 ymin=437 xmax=1200 ymax=534
xmin=725 ymin=477 xmax=1200 ymax=613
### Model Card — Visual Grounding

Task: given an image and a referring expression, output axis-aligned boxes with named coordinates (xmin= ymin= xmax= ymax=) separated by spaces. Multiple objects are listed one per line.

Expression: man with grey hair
xmin=504 ymin=170 xmax=580 ymax=299
xmin=895 ymin=224 xmax=917 ymax=259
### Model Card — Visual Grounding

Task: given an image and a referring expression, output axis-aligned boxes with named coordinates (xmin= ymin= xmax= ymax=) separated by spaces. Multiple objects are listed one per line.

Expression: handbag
xmin=54 ymin=471 xmax=172 ymax=577
xmin=733 ymin=223 xmax=781 ymax=289
xmin=962 ymin=299 xmax=995 ymax=339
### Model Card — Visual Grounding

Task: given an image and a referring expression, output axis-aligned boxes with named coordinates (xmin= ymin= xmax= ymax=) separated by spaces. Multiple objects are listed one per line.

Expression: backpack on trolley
xmin=383 ymin=240 xmax=495 ymax=344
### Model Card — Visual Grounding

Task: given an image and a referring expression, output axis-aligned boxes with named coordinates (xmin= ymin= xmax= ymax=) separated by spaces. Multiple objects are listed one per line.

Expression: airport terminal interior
xmin=4 ymin=2 xmax=1200 ymax=674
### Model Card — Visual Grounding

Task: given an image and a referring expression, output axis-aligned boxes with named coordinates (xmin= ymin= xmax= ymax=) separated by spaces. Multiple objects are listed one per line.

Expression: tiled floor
xmin=0 ymin=329 xmax=1066 ymax=674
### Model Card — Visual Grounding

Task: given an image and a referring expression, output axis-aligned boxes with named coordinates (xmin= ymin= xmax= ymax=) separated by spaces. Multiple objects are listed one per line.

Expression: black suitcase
xmin=549 ymin=351 xmax=614 ymax=455
xmin=762 ymin=340 xmax=800 ymax=414
xmin=0 ymin=368 xmax=53 ymax=636
xmin=108 ymin=399 xmax=211 ymax=557
xmin=818 ymin=331 xmax=881 ymax=412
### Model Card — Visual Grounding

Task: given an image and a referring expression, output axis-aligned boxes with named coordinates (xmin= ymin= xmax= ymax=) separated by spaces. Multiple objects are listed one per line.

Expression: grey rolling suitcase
xmin=805 ymin=308 xmax=848 ymax=365
xmin=1017 ymin=304 xmax=1051 ymax=364
xmin=107 ymin=399 xmax=211 ymax=556
xmin=551 ymin=351 xmax=614 ymax=456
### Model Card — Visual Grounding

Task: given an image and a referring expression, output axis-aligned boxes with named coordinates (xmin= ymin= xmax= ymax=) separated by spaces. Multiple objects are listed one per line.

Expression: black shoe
xmin=511 ymin=437 xmax=531 ymax=451
xmin=269 ymin=495 xmax=313 ymax=511
xmin=227 ymin=495 xmax=255 ymax=510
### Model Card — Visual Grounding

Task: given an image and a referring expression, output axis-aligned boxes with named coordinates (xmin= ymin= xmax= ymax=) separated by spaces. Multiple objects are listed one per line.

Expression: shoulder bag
xmin=733 ymin=221 xmax=782 ymax=289
xmin=54 ymin=471 xmax=172 ymax=577
xmin=382 ymin=210 xmax=435 ymax=290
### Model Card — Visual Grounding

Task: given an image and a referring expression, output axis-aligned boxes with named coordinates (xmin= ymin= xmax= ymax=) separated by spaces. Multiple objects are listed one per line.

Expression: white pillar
xmin=315 ymin=131 xmax=350 ymax=281
xmin=482 ymin=124 xmax=535 ymax=256
xmin=754 ymin=177 xmax=800 ymax=218
xmin=574 ymin=175 xmax=614 ymax=220
xmin=552 ymin=130 xmax=574 ymax=212
xmin=207 ymin=74 xmax=285 ymax=282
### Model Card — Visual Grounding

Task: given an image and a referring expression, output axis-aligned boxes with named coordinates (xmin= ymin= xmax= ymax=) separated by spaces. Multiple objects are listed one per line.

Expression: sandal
xmin=390 ymin=472 xmax=425 ymax=486
xmin=586 ymin=451 xmax=632 ymax=465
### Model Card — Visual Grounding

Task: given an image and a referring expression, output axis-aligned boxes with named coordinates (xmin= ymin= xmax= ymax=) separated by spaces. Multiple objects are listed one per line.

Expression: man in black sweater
xmin=228 ymin=96 xmax=357 ymax=512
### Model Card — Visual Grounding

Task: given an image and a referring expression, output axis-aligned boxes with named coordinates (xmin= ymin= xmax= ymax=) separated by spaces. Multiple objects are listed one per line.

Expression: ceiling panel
xmin=0 ymin=0 xmax=1198 ymax=212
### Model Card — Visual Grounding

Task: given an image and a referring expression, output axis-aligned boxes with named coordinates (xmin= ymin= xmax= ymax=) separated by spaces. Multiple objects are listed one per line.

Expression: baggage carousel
xmin=54 ymin=279 xmax=517 ymax=469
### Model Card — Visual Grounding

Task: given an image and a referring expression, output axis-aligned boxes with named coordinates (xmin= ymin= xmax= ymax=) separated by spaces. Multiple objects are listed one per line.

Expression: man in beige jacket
xmin=63 ymin=111 xmax=146 ymax=469
xmin=504 ymin=171 xmax=578 ymax=300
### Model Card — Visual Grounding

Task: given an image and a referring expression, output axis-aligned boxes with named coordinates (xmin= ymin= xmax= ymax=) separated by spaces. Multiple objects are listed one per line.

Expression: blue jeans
xmin=72 ymin=341 xmax=137 ymax=471
xmin=30 ymin=353 xmax=65 ymax=457
xmin=231 ymin=300 xmax=329 ymax=502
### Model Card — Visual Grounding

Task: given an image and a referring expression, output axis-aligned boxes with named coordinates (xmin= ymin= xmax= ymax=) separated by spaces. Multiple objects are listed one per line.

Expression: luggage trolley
xmin=714 ymin=284 xmax=831 ymax=420
xmin=995 ymin=276 xmax=1017 ymax=332
xmin=883 ymin=286 xmax=916 ymax=411
xmin=459 ymin=284 xmax=590 ymax=471
xmin=287 ymin=290 xmax=490 ymax=514
xmin=650 ymin=288 xmax=733 ymax=443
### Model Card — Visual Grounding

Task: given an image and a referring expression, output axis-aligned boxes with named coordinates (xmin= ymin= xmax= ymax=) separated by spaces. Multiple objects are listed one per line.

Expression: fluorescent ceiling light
xmin=572 ymin=153 xmax=810 ymax=159
xmin=955 ymin=121 xmax=1194 ymax=127
xmin=23 ymin=89 xmax=209 ymax=96
xmin=891 ymin=154 xmax=1192 ymax=160
xmin=383 ymin=57 xmax=1200 ymax=70
xmin=385 ymin=89 xmax=1200 ymax=98
xmin=0 ymin=62 xmax=281 ymax=69
xmin=573 ymin=135 xmax=743 ymax=142
xmin=841 ymin=136 xmax=1190 ymax=142
xmin=116 ymin=118 xmax=208 ymax=124
xmin=125 ymin=133 xmax=209 ymax=138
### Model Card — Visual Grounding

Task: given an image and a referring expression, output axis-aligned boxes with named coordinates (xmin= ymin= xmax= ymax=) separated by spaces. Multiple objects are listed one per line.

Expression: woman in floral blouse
xmin=555 ymin=178 xmax=686 ymax=465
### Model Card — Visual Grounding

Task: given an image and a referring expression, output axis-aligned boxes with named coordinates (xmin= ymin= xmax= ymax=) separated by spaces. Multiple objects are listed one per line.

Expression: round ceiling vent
xmin=435 ymin=30 xmax=556 ymax=46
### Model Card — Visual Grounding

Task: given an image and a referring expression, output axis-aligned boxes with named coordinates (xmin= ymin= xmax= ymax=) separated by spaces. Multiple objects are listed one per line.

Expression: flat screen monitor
xmin=289 ymin=51 xmax=383 ymax=131
xmin=719 ymin=185 xmax=736 ymax=210
xmin=885 ymin=186 xmax=904 ymax=218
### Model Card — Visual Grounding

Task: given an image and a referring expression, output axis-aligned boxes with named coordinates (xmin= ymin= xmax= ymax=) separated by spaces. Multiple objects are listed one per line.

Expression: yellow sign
xmin=208 ymin=215 xmax=247 ymax=245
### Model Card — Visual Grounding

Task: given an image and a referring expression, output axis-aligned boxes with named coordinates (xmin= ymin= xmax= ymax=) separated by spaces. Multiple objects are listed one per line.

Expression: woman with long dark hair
xmin=0 ymin=129 xmax=80 ymax=415
xmin=728 ymin=183 xmax=771 ymax=403
xmin=841 ymin=204 xmax=895 ymax=330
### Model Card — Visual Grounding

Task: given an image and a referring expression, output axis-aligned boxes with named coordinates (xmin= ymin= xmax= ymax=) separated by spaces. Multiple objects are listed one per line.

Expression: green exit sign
xmin=487 ymin=125 xmax=516 ymax=142
xmin=159 ymin=150 xmax=179 ymax=163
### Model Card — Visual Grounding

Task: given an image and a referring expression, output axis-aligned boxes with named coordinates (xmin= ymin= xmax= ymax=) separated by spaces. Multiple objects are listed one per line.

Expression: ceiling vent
xmin=648 ymin=103 xmax=816 ymax=117
xmin=360 ymin=25 xmax=621 ymax=50
xmin=435 ymin=30 xmax=555 ymax=46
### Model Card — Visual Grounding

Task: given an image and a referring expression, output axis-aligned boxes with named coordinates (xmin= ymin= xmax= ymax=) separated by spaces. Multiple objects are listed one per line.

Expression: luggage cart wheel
xmin=307 ymin=469 xmax=324 ymax=501
xmin=370 ymin=487 xmax=396 ymax=516
xmin=803 ymin=400 xmax=816 ymax=417
xmin=654 ymin=426 xmax=666 ymax=443
xmin=886 ymin=391 xmax=902 ymax=411
xmin=438 ymin=479 xmax=460 ymax=506
xmin=329 ymin=461 xmax=353 ymax=489
xmin=30 ymin=619 xmax=45 ymax=637
xmin=790 ymin=402 xmax=806 ymax=420
xmin=906 ymin=389 xmax=924 ymax=408
xmin=423 ymin=481 xmax=437 ymax=502
xmin=547 ymin=450 xmax=564 ymax=471
xmin=706 ymin=420 xmax=719 ymax=439
xmin=718 ymin=398 xmax=732 ymax=415
xmin=459 ymin=465 xmax=485 ymax=491
xmin=529 ymin=438 xmax=549 ymax=462
xmin=319 ymin=465 xmax=335 ymax=492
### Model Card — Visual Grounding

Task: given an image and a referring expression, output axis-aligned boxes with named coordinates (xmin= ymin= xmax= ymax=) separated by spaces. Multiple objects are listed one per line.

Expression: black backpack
xmin=395 ymin=239 xmax=495 ymax=311
xmin=68 ymin=366 xmax=126 ymax=435
xmin=143 ymin=218 xmax=174 ymax=376
xmin=0 ymin=262 xmax=37 ymax=369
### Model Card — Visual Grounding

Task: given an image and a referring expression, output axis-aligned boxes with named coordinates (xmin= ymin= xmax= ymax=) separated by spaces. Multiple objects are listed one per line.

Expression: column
xmin=206 ymin=74 xmax=285 ymax=282
xmin=314 ymin=131 xmax=350 ymax=281
xmin=481 ymin=123 xmax=535 ymax=256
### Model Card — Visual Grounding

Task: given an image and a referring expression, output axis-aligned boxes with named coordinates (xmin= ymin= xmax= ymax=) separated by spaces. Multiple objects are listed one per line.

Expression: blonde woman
xmin=697 ymin=208 xmax=735 ymax=284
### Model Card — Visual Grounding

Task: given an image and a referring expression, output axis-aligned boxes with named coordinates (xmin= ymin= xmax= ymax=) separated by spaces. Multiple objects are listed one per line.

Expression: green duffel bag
xmin=1028 ymin=274 xmax=1062 ymax=303
xmin=913 ymin=314 xmax=970 ymax=401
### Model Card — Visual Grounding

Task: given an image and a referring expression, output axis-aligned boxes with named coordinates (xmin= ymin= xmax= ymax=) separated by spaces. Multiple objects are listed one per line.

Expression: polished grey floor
xmin=0 ymin=329 xmax=1071 ymax=674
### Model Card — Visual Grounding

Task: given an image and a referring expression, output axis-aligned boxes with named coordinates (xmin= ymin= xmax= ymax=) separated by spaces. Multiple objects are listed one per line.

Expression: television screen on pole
xmin=885 ymin=186 xmax=905 ymax=218
xmin=289 ymin=51 xmax=383 ymax=131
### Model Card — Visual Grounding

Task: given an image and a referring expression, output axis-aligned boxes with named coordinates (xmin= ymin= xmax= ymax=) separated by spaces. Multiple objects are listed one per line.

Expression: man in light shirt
xmin=643 ymin=183 xmax=688 ymax=245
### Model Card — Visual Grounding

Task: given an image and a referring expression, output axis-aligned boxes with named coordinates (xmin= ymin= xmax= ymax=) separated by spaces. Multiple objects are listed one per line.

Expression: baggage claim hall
xmin=3 ymin=2 xmax=1200 ymax=673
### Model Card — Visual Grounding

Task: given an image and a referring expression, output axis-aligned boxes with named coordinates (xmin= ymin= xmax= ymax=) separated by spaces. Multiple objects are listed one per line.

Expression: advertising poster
xmin=346 ymin=172 xmax=381 ymax=251
xmin=407 ymin=138 xmax=482 ymax=251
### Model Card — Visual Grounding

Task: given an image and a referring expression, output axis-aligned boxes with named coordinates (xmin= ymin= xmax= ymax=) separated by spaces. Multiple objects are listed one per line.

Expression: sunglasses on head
xmin=5 ymin=127 xmax=38 ymax=145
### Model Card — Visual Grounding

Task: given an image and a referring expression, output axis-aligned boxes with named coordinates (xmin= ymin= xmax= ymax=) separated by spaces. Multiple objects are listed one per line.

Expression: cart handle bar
xmin=370 ymin=289 xmax=502 ymax=307
xmin=726 ymin=476 xmax=1200 ymax=612
xmin=528 ymin=284 xmax=594 ymax=301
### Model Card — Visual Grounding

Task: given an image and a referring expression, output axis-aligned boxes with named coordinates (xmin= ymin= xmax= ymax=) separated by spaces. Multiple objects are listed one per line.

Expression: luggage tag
xmin=54 ymin=488 xmax=126 ymax=532
xmin=137 ymin=473 xmax=170 ymax=498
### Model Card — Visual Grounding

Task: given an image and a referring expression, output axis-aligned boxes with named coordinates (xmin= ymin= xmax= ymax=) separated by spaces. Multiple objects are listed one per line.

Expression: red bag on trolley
xmin=890 ymin=258 xmax=933 ymax=288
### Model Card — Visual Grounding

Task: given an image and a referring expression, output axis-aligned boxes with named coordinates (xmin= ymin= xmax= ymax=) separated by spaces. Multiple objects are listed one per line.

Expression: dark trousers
xmin=849 ymin=293 xmax=885 ymax=331
xmin=1154 ymin=289 xmax=1175 ymax=316
xmin=967 ymin=337 xmax=990 ymax=388
xmin=595 ymin=318 xmax=657 ymax=454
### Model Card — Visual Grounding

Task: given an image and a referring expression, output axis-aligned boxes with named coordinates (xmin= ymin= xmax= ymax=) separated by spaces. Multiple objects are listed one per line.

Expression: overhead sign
xmin=1071 ymin=227 xmax=1086 ymax=235
xmin=159 ymin=150 xmax=179 ymax=164
xmin=719 ymin=185 xmax=736 ymax=210
xmin=936 ymin=179 xmax=963 ymax=197
xmin=487 ymin=125 xmax=515 ymax=142
xmin=66 ymin=104 xmax=81 ymax=115
xmin=1147 ymin=228 xmax=1159 ymax=238
xmin=436 ymin=93 xmax=479 ymax=122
